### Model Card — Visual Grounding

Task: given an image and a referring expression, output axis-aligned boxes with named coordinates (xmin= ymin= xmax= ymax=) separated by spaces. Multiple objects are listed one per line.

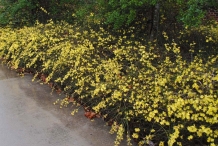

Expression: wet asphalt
xmin=0 ymin=64 xmax=127 ymax=146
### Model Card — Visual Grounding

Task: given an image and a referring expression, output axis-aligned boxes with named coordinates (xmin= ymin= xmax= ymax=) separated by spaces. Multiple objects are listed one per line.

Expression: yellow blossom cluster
xmin=0 ymin=20 xmax=217 ymax=146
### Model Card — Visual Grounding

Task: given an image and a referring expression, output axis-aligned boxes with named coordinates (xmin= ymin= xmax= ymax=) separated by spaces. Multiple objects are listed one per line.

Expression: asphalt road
xmin=0 ymin=64 xmax=126 ymax=146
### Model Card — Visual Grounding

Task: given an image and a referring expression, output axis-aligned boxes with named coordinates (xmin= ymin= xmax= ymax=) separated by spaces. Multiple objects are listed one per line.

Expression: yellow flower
xmin=159 ymin=141 xmax=164 ymax=146
xmin=132 ymin=133 xmax=139 ymax=139
xmin=135 ymin=128 xmax=140 ymax=132
xmin=187 ymin=135 xmax=193 ymax=140
xmin=151 ymin=129 xmax=155 ymax=133
xmin=187 ymin=125 xmax=197 ymax=132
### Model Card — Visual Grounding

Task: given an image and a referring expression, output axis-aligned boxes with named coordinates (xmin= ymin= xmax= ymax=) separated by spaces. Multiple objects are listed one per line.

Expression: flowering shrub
xmin=0 ymin=21 xmax=217 ymax=146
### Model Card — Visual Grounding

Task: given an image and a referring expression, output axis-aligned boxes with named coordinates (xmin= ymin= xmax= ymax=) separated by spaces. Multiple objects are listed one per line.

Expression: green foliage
xmin=45 ymin=0 xmax=78 ymax=23
xmin=0 ymin=0 xmax=78 ymax=26
xmin=74 ymin=0 xmax=155 ymax=29
xmin=0 ymin=0 xmax=35 ymax=26
xmin=74 ymin=0 xmax=218 ymax=29
xmin=0 ymin=0 xmax=217 ymax=29
xmin=175 ymin=0 xmax=218 ymax=27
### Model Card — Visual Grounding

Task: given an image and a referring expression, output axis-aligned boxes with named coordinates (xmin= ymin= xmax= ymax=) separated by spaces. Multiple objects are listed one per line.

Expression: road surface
xmin=0 ymin=64 xmax=127 ymax=146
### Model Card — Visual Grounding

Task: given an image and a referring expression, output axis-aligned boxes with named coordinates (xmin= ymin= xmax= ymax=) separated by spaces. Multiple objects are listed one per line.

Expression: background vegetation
xmin=0 ymin=0 xmax=217 ymax=146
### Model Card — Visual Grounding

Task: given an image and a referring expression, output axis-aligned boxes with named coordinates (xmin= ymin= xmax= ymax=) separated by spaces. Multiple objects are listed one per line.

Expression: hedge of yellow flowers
xmin=0 ymin=21 xmax=217 ymax=146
